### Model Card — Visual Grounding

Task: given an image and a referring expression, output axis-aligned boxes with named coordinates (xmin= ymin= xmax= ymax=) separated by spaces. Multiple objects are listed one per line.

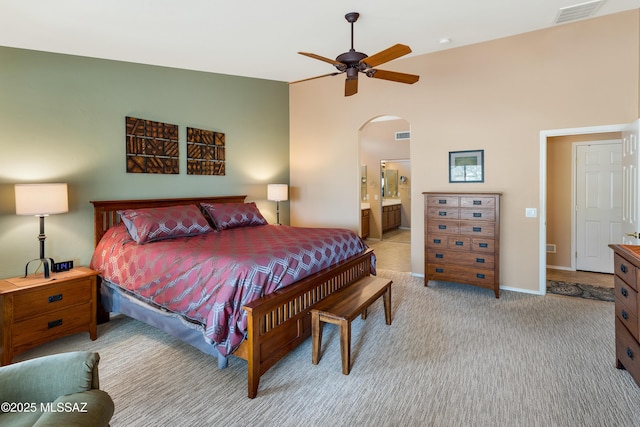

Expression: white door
xmin=622 ymin=120 xmax=640 ymax=245
xmin=575 ymin=141 xmax=622 ymax=273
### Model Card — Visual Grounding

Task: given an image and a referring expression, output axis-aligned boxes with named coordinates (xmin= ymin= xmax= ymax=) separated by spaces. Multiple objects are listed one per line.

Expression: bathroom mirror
xmin=381 ymin=167 xmax=398 ymax=198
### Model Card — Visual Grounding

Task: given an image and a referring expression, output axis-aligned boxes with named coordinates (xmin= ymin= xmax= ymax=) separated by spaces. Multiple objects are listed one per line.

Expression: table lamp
xmin=15 ymin=183 xmax=69 ymax=278
xmin=267 ymin=184 xmax=288 ymax=225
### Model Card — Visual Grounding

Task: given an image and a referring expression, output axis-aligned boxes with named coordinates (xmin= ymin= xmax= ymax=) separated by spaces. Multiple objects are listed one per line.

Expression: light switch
xmin=525 ymin=208 xmax=537 ymax=218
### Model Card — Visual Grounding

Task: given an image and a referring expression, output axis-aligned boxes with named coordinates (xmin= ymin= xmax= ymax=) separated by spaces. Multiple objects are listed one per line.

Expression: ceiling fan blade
xmin=345 ymin=77 xmax=358 ymax=97
xmin=367 ymin=69 xmax=420 ymax=84
xmin=361 ymin=44 xmax=412 ymax=68
xmin=290 ymin=72 xmax=342 ymax=84
xmin=298 ymin=52 xmax=345 ymax=68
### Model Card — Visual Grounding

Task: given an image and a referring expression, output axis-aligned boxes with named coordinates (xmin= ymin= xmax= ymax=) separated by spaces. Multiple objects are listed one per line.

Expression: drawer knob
xmin=479 ymin=243 xmax=488 ymax=248
xmin=627 ymin=347 xmax=635 ymax=360
xmin=476 ymin=273 xmax=485 ymax=279
xmin=435 ymin=253 xmax=444 ymax=259
xmin=473 ymin=227 xmax=482 ymax=232
xmin=439 ymin=225 xmax=447 ymax=230
xmin=476 ymin=258 xmax=485 ymax=263
xmin=473 ymin=212 xmax=482 ymax=218
xmin=48 ymin=319 xmax=63 ymax=329
xmin=620 ymin=264 xmax=628 ymax=274
xmin=455 ymin=241 xmax=464 ymax=246
xmin=48 ymin=294 xmax=63 ymax=303
xmin=439 ymin=211 xmax=447 ymax=216
xmin=433 ymin=239 xmax=441 ymax=244
xmin=435 ymin=268 xmax=444 ymax=273
xmin=621 ymin=288 xmax=628 ymax=298
xmin=622 ymin=310 xmax=629 ymax=321
xmin=473 ymin=200 xmax=482 ymax=205
xmin=438 ymin=199 xmax=447 ymax=204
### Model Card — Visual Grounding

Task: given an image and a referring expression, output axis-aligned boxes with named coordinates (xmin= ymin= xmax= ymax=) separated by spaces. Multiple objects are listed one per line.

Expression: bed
xmin=90 ymin=195 xmax=375 ymax=398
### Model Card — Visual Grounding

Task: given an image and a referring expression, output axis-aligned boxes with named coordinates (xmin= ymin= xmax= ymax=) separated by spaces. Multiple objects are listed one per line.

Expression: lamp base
xmin=25 ymin=257 xmax=55 ymax=278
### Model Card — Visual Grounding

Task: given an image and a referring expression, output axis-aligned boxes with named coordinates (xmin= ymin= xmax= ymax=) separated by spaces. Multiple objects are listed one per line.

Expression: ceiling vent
xmin=395 ymin=131 xmax=411 ymax=140
xmin=554 ymin=0 xmax=605 ymax=24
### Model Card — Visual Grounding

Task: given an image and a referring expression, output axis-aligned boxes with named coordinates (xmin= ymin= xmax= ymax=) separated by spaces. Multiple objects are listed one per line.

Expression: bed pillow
xmin=118 ymin=204 xmax=213 ymax=244
xmin=201 ymin=202 xmax=267 ymax=230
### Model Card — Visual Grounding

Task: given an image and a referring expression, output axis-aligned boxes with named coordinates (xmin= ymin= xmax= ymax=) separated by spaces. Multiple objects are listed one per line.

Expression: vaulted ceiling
xmin=0 ymin=0 xmax=637 ymax=83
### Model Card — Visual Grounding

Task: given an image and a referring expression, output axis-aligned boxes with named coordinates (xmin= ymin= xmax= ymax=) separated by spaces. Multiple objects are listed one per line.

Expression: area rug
xmin=546 ymin=280 xmax=614 ymax=302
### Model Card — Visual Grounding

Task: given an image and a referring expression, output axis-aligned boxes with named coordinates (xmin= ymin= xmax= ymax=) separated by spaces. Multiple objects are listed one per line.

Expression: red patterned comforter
xmin=90 ymin=224 xmax=372 ymax=357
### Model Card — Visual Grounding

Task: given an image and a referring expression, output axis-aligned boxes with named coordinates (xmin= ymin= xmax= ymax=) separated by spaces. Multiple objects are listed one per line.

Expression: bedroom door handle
xmin=626 ymin=232 xmax=639 ymax=238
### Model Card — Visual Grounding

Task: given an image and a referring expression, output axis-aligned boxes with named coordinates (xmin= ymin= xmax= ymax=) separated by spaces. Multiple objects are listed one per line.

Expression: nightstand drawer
xmin=12 ymin=302 xmax=92 ymax=351
xmin=12 ymin=279 xmax=92 ymax=321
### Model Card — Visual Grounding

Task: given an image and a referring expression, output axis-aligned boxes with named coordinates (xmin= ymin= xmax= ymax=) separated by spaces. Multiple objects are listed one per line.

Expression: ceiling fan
xmin=295 ymin=12 xmax=420 ymax=97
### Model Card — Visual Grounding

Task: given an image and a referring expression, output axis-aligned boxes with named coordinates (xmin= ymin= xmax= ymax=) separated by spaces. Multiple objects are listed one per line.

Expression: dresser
xmin=608 ymin=244 xmax=640 ymax=386
xmin=423 ymin=192 xmax=501 ymax=298
xmin=0 ymin=267 xmax=98 ymax=365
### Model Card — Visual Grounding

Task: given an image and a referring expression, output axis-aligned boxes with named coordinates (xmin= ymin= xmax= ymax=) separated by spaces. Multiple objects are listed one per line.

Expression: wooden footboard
xmin=91 ymin=195 xmax=374 ymax=399
xmin=241 ymin=248 xmax=374 ymax=398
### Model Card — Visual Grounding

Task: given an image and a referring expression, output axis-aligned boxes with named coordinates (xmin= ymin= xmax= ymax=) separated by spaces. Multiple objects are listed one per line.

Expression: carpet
xmin=547 ymin=280 xmax=614 ymax=302
xmin=13 ymin=270 xmax=640 ymax=427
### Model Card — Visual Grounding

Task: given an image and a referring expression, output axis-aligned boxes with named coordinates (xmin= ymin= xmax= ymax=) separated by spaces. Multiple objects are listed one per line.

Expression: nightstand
xmin=0 ymin=267 xmax=98 ymax=365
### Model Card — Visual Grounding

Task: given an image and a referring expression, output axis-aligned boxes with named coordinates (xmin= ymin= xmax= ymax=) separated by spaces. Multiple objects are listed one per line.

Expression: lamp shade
xmin=15 ymin=183 xmax=69 ymax=216
xmin=267 ymin=184 xmax=288 ymax=202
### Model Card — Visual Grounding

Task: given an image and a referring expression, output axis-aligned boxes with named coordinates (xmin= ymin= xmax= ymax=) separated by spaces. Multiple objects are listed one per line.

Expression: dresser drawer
xmin=427 ymin=207 xmax=459 ymax=219
xmin=460 ymin=209 xmax=495 ymax=221
xmin=427 ymin=235 xmax=448 ymax=248
xmin=614 ymin=254 xmax=638 ymax=291
xmin=471 ymin=238 xmax=495 ymax=253
xmin=448 ymin=237 xmax=470 ymax=251
xmin=427 ymin=263 xmax=495 ymax=285
xmin=12 ymin=302 xmax=92 ymax=352
xmin=427 ymin=251 xmax=495 ymax=269
xmin=427 ymin=221 xmax=459 ymax=235
xmin=12 ymin=279 xmax=92 ymax=321
xmin=460 ymin=196 xmax=496 ymax=209
xmin=616 ymin=301 xmax=639 ymax=341
xmin=459 ymin=221 xmax=495 ymax=237
xmin=615 ymin=317 xmax=640 ymax=383
xmin=427 ymin=196 xmax=459 ymax=207
xmin=615 ymin=275 xmax=638 ymax=315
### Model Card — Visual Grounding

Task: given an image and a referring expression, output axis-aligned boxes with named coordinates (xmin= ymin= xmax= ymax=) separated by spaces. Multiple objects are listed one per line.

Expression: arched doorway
xmin=358 ymin=115 xmax=412 ymax=272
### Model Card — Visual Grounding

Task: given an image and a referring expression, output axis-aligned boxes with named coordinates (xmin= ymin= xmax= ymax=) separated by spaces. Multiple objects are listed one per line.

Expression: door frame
xmin=539 ymin=123 xmax=627 ymax=295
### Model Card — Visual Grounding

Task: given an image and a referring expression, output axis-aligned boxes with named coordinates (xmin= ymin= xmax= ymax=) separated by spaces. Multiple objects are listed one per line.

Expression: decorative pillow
xmin=201 ymin=202 xmax=267 ymax=230
xmin=118 ymin=204 xmax=213 ymax=244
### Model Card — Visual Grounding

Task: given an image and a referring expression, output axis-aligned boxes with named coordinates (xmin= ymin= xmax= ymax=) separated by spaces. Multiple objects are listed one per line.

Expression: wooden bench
xmin=311 ymin=276 xmax=392 ymax=375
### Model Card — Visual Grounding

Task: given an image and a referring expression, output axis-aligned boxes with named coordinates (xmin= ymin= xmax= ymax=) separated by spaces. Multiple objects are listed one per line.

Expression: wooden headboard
xmin=90 ymin=195 xmax=247 ymax=246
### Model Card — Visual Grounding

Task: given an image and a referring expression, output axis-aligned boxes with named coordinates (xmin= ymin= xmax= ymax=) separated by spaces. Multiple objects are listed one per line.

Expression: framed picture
xmin=449 ymin=150 xmax=484 ymax=183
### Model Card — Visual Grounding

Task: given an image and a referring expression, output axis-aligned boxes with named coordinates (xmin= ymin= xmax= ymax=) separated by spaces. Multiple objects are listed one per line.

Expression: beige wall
xmin=290 ymin=10 xmax=640 ymax=293
xmin=546 ymin=132 xmax=622 ymax=269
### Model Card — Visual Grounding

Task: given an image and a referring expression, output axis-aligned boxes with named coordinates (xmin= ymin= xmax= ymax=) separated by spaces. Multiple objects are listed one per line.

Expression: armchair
xmin=0 ymin=351 xmax=114 ymax=426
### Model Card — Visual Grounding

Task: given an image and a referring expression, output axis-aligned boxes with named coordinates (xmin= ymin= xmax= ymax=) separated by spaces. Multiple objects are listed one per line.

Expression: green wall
xmin=0 ymin=47 xmax=290 ymax=278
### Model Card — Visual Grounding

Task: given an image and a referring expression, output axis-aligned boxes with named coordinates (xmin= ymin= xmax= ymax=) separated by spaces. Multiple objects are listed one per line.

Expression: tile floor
xmin=366 ymin=229 xmax=614 ymax=288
